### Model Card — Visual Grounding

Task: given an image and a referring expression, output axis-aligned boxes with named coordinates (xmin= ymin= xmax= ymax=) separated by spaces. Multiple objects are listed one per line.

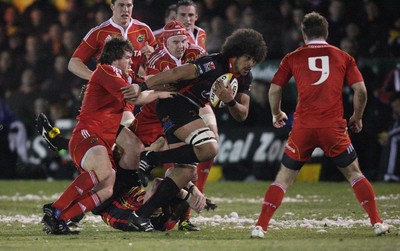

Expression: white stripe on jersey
xmin=80 ymin=129 xmax=91 ymax=138
xmin=83 ymin=20 xmax=111 ymax=41
xmin=148 ymin=49 xmax=167 ymax=68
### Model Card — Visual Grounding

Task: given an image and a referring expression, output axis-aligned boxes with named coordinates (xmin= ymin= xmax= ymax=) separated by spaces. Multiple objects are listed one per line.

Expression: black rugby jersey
xmin=175 ymin=53 xmax=253 ymax=107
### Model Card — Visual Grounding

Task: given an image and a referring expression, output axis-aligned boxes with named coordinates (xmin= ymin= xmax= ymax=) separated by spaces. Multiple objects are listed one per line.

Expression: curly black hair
xmin=98 ymin=37 xmax=134 ymax=65
xmin=221 ymin=28 xmax=267 ymax=63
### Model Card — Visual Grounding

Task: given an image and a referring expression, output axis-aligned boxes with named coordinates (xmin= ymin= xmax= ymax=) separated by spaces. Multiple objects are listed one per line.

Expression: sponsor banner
xmin=215 ymin=127 xmax=324 ymax=166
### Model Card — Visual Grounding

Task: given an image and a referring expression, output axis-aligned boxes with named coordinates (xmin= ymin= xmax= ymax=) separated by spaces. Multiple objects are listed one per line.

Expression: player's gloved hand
xmin=272 ymin=111 xmax=288 ymax=128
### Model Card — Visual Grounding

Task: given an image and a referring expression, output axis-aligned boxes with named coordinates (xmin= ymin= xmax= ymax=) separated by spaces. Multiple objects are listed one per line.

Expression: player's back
xmin=280 ymin=43 xmax=363 ymax=127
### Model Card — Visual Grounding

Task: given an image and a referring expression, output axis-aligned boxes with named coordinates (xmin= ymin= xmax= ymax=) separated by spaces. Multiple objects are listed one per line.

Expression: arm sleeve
xmin=270 ymin=56 xmax=292 ymax=87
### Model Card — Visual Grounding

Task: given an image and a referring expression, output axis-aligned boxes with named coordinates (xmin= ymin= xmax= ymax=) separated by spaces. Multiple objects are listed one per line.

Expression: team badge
xmin=202 ymin=62 xmax=215 ymax=73
xmin=137 ymin=34 xmax=145 ymax=43
xmin=90 ymin=137 xmax=98 ymax=144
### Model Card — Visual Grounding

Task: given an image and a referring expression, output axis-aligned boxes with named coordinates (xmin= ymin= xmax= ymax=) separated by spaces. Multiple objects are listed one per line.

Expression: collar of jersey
xmin=229 ymin=58 xmax=241 ymax=78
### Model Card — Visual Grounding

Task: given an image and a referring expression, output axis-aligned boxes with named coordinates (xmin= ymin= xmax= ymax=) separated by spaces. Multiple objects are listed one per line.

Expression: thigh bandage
xmin=184 ymin=127 xmax=216 ymax=146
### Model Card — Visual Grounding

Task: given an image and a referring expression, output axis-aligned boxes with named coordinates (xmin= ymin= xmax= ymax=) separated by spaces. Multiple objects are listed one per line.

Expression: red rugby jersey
xmin=74 ymin=64 xmax=130 ymax=147
xmin=271 ymin=41 xmax=364 ymax=128
xmin=72 ymin=18 xmax=156 ymax=73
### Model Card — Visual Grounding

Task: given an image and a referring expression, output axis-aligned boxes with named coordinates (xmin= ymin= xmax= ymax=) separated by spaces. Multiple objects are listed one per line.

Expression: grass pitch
xmin=0 ymin=180 xmax=399 ymax=251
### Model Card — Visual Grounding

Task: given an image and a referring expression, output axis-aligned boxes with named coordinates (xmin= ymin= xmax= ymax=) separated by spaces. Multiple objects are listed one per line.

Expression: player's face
xmin=115 ymin=51 xmax=133 ymax=74
xmin=232 ymin=54 xmax=256 ymax=76
xmin=111 ymin=0 xmax=133 ymax=27
xmin=176 ymin=5 xmax=198 ymax=32
xmin=167 ymin=35 xmax=187 ymax=59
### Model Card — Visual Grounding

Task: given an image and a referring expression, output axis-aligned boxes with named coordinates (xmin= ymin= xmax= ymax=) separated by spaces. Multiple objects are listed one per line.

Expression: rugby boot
xmin=178 ymin=219 xmax=200 ymax=231
xmin=36 ymin=113 xmax=61 ymax=151
xmin=128 ymin=211 xmax=154 ymax=232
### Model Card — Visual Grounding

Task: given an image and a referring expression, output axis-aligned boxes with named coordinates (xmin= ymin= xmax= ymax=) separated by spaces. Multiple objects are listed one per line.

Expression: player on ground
xmin=122 ymin=28 xmax=267 ymax=230
xmin=41 ymin=37 xmax=172 ymax=235
xmin=250 ymin=12 xmax=390 ymax=238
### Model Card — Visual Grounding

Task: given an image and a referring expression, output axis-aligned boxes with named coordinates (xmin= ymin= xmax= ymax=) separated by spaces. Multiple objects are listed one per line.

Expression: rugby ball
xmin=209 ymin=73 xmax=238 ymax=108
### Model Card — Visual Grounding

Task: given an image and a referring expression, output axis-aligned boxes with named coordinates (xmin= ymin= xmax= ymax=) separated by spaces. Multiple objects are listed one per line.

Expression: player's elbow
xmin=233 ymin=111 xmax=248 ymax=122
xmin=67 ymin=58 xmax=76 ymax=73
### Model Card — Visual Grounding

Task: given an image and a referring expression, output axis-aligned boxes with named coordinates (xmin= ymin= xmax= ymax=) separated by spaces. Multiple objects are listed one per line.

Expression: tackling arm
xmin=68 ymin=57 xmax=93 ymax=80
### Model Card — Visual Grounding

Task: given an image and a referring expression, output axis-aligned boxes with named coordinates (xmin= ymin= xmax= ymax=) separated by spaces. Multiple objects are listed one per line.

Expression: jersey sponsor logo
xmin=133 ymin=50 xmax=142 ymax=57
xmin=202 ymin=61 xmax=215 ymax=73
xmin=137 ymin=34 xmax=145 ymax=43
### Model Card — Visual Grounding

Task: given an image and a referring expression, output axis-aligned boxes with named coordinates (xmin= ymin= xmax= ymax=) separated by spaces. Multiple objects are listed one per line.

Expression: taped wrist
xmin=183 ymin=185 xmax=195 ymax=201
xmin=227 ymin=99 xmax=237 ymax=107
xmin=139 ymin=82 xmax=148 ymax=92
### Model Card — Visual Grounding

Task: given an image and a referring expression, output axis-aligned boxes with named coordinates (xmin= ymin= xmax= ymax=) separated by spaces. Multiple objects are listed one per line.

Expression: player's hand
xmin=140 ymin=42 xmax=154 ymax=58
xmin=272 ymin=111 xmax=288 ymax=128
xmin=187 ymin=186 xmax=206 ymax=213
xmin=215 ymin=79 xmax=234 ymax=103
xmin=121 ymin=84 xmax=140 ymax=102
xmin=348 ymin=115 xmax=363 ymax=133
xmin=157 ymin=91 xmax=177 ymax=99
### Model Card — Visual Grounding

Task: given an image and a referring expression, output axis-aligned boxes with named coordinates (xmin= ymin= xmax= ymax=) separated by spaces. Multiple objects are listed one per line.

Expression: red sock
xmin=351 ymin=176 xmax=382 ymax=225
xmin=195 ymin=160 xmax=213 ymax=193
xmin=59 ymin=191 xmax=101 ymax=221
xmin=256 ymin=183 xmax=286 ymax=231
xmin=53 ymin=170 xmax=99 ymax=211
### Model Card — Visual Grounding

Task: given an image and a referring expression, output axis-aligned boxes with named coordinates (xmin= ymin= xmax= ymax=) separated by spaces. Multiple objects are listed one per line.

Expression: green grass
xmin=0 ymin=180 xmax=399 ymax=251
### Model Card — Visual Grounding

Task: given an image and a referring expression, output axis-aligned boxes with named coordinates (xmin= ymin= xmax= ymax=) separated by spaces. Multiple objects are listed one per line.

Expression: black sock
xmin=148 ymin=144 xmax=199 ymax=164
xmin=136 ymin=177 xmax=180 ymax=218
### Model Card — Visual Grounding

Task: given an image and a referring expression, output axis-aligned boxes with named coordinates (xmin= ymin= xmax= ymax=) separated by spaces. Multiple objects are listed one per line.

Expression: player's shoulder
xmin=97 ymin=64 xmax=123 ymax=78
xmin=147 ymin=47 xmax=168 ymax=66
xmin=84 ymin=19 xmax=112 ymax=39
xmin=187 ymin=43 xmax=205 ymax=52
xmin=153 ymin=27 xmax=164 ymax=36
xmin=194 ymin=25 xmax=206 ymax=34
xmin=130 ymin=18 xmax=153 ymax=30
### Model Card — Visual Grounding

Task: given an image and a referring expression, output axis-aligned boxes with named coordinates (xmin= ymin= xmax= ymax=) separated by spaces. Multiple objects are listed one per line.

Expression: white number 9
xmin=308 ymin=56 xmax=329 ymax=85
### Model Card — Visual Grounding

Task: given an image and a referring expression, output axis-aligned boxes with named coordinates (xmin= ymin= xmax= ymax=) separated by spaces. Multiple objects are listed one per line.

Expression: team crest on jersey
xmin=137 ymin=34 xmax=145 ymax=43
xmin=202 ymin=62 xmax=215 ymax=73
xmin=201 ymin=90 xmax=210 ymax=99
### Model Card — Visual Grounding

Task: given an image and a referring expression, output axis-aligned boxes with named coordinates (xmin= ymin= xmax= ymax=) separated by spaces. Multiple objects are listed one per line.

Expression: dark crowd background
xmin=0 ymin=0 xmax=399 ymax=182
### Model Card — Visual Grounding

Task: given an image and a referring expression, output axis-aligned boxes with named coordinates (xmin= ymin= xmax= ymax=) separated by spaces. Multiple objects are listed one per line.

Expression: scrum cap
xmin=163 ymin=21 xmax=188 ymax=46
